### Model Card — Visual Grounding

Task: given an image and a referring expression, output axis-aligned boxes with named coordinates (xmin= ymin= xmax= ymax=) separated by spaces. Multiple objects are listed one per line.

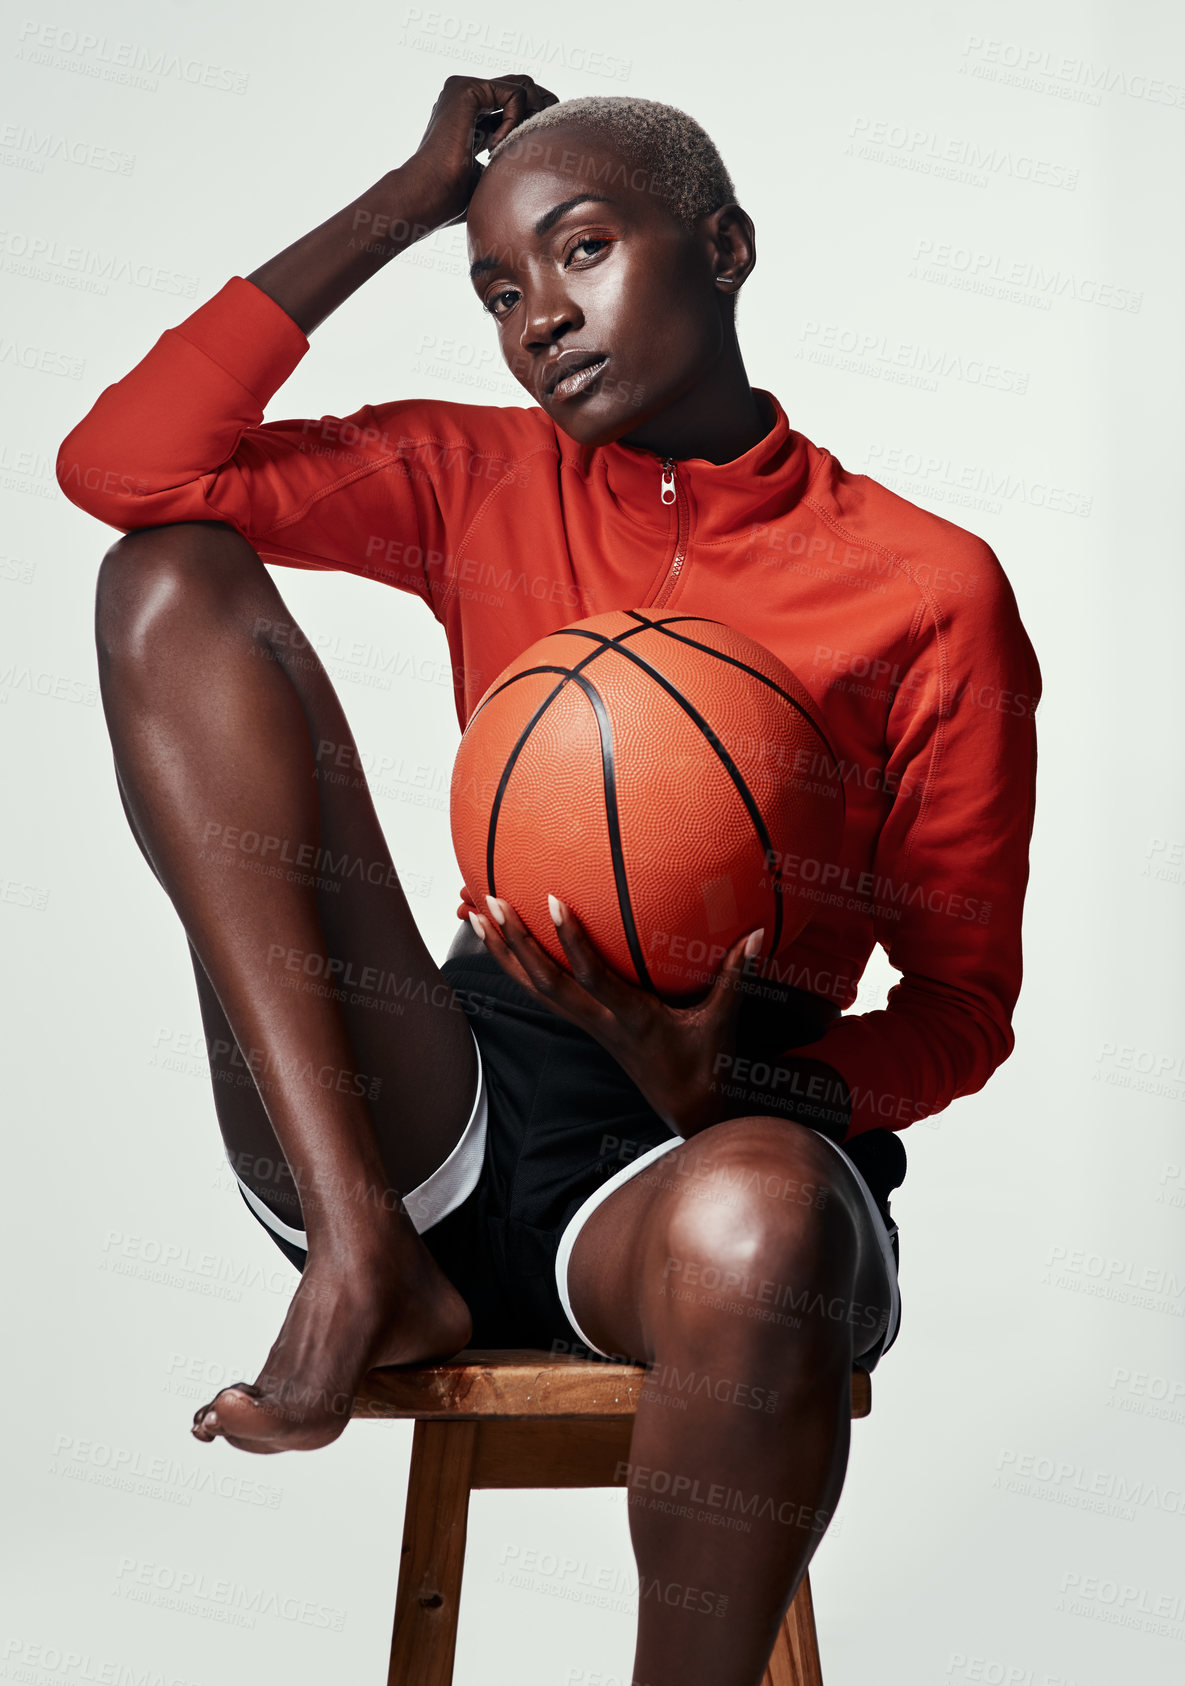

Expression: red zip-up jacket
xmin=57 ymin=275 xmax=1041 ymax=1146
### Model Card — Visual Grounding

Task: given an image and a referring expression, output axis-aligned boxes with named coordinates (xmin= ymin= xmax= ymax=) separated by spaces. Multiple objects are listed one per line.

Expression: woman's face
xmin=465 ymin=125 xmax=743 ymax=447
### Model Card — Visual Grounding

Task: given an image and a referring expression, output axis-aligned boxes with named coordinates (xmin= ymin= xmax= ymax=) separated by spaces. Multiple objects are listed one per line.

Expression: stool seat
xmin=355 ymin=1348 xmax=651 ymax=1419
xmin=357 ymin=1348 xmax=873 ymax=1421
xmin=354 ymin=1351 xmax=870 ymax=1684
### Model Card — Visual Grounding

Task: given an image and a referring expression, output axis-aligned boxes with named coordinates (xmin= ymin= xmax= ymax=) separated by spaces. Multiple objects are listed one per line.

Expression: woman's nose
xmin=520 ymin=285 xmax=582 ymax=352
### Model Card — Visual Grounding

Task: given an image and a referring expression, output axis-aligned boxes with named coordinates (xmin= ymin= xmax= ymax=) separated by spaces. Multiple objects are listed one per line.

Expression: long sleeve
xmin=776 ymin=546 xmax=1041 ymax=1142
xmin=55 ymin=275 xmax=474 ymax=610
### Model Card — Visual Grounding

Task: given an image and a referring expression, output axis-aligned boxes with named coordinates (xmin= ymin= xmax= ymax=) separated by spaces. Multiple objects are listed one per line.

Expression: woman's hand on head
xmin=469 ymin=894 xmax=764 ymax=1139
xmin=402 ymin=74 xmax=559 ymax=232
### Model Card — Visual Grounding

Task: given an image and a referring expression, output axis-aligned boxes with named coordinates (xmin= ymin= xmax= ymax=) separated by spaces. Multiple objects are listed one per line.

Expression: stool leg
xmin=762 ymin=1570 xmax=824 ymax=1686
xmin=388 ymin=1420 xmax=477 ymax=1686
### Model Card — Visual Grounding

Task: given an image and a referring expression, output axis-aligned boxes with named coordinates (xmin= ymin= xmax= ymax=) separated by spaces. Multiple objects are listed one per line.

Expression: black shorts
xmin=235 ymin=945 xmax=904 ymax=1369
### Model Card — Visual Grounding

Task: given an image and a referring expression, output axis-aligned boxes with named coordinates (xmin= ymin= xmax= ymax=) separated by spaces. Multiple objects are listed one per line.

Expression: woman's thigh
xmin=565 ymin=1116 xmax=894 ymax=1367
xmin=100 ymin=520 xmax=481 ymax=1201
xmin=244 ymin=631 xmax=482 ymax=1195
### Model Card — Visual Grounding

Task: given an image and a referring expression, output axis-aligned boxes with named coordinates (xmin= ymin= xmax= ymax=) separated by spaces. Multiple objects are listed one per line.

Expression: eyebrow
xmin=468 ymin=195 xmax=614 ymax=281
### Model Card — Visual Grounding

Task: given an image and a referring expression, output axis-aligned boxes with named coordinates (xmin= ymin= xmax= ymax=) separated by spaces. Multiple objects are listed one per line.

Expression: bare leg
xmin=566 ymin=1117 xmax=892 ymax=1686
xmin=96 ymin=521 xmax=477 ymax=1452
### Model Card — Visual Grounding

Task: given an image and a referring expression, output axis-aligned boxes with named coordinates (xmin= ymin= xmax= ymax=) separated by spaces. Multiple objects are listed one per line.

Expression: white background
xmin=3 ymin=1 xmax=1183 ymax=1682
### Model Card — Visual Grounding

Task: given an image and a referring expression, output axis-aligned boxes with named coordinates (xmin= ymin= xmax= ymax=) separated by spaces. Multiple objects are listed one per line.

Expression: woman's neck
xmin=618 ymin=348 xmax=773 ymax=465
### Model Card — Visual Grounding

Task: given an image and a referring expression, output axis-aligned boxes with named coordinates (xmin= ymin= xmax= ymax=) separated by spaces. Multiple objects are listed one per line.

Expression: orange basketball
xmin=449 ymin=610 xmax=844 ymax=999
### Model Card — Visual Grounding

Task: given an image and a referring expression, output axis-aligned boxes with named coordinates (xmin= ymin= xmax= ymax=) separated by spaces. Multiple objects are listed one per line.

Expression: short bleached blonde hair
xmin=487 ymin=96 xmax=738 ymax=230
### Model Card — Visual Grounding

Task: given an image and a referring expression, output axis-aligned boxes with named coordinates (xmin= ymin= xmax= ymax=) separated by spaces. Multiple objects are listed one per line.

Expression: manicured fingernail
xmin=468 ymin=910 xmax=487 ymax=942
xmin=744 ymin=928 xmax=764 ymax=958
xmin=547 ymin=894 xmax=565 ymax=926
xmin=485 ymin=895 xmax=507 ymax=926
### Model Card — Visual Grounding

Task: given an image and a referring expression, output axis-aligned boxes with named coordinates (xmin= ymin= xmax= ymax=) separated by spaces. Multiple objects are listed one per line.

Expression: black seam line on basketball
xmin=622 ymin=611 xmax=842 ymax=775
xmin=483 ymin=667 xmax=579 ymax=897
xmin=552 ymin=626 xmax=790 ymax=952
xmin=466 ymin=628 xmax=644 ymax=733
xmin=475 ymin=615 xmax=837 ymax=780
xmin=470 ymin=630 xmax=686 ymax=923
xmin=554 ymin=615 xmax=841 ymax=779
xmin=574 ymin=671 xmax=654 ymax=994
xmin=550 ymin=633 xmax=786 ymax=955
xmin=470 ymin=621 xmax=725 ymax=733
xmin=477 ymin=663 xmax=655 ymax=994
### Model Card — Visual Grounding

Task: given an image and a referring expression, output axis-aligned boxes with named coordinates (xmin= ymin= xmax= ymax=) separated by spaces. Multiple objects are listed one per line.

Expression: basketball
xmin=449 ymin=610 xmax=844 ymax=999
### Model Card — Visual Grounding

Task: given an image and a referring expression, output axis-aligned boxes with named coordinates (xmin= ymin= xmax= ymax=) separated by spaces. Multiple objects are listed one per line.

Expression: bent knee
xmin=96 ymin=521 xmax=266 ymax=663
xmin=659 ymin=1119 xmax=858 ymax=1291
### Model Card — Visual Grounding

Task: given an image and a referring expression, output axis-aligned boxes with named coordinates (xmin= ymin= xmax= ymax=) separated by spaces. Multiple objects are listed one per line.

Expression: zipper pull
xmin=659 ymin=458 xmax=677 ymax=505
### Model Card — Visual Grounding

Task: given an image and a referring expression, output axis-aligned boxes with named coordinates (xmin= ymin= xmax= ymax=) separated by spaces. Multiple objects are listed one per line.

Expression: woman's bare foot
xmin=189 ymin=1217 xmax=472 ymax=1453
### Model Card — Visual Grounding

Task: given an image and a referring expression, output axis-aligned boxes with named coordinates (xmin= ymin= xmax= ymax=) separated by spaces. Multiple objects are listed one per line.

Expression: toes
xmin=202 ymin=1382 xmax=343 ymax=1451
xmin=191 ymin=1398 xmax=225 ymax=1441
xmin=190 ymin=1409 xmax=218 ymax=1442
xmin=190 ymin=1384 xmax=264 ymax=1443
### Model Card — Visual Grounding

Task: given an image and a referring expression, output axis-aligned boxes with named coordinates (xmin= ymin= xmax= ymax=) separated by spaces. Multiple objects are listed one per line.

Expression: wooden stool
xmin=354 ymin=1350 xmax=871 ymax=1686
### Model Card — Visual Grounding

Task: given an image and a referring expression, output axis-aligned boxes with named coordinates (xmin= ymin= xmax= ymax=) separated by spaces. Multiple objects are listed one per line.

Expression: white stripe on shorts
xmin=554 ymin=1127 xmax=902 ymax=1363
xmin=232 ymin=1030 xmax=488 ymax=1249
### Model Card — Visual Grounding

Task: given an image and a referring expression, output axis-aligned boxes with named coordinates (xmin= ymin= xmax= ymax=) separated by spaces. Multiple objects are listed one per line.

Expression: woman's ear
xmin=707 ymin=203 xmax=757 ymax=294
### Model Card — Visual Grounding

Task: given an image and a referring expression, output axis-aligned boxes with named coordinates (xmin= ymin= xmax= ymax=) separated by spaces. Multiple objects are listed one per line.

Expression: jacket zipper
xmin=650 ymin=456 xmax=689 ymax=608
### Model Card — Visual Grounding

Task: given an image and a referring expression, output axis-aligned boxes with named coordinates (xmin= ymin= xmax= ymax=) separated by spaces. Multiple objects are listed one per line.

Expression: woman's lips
xmin=550 ymin=356 xmax=609 ymax=401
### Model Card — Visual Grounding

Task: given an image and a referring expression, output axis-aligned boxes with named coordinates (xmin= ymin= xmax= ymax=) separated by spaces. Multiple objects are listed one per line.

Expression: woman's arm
xmin=56 ymin=74 xmax=556 ymax=535
xmin=247 ymin=74 xmax=557 ymax=334
xmin=769 ymin=541 xmax=1043 ymax=1141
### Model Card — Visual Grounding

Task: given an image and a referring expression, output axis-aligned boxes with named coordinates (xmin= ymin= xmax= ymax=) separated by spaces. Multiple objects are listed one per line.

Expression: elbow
xmin=55 ymin=419 xmax=148 ymax=525
xmin=948 ymin=1007 xmax=1015 ymax=1108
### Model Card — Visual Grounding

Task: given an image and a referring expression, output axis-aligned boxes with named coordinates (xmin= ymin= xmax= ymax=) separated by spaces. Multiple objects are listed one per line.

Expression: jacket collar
xmin=557 ymin=389 xmax=815 ymax=545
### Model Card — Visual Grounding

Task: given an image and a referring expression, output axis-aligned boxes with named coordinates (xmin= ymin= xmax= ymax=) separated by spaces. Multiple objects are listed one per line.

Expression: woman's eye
xmin=484 ymin=289 xmax=520 ymax=318
xmin=569 ymin=238 xmax=609 ymax=262
xmin=482 ymin=240 xmax=610 ymax=316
